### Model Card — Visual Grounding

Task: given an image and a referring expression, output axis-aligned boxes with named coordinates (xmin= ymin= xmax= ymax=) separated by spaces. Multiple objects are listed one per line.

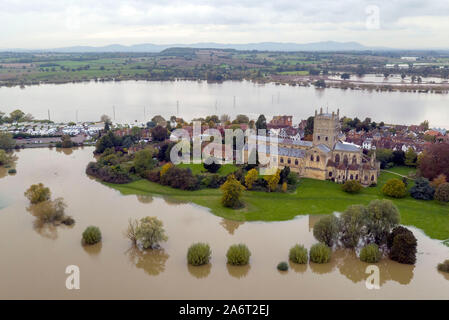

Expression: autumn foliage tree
xmin=264 ymin=169 xmax=281 ymax=192
xmin=244 ymin=168 xmax=258 ymax=190
xmin=220 ymin=174 xmax=245 ymax=208
xmin=419 ymin=143 xmax=449 ymax=180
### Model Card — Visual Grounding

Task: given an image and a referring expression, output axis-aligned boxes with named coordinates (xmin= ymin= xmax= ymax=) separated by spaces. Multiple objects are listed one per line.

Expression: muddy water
xmin=1 ymin=80 xmax=449 ymax=128
xmin=0 ymin=147 xmax=448 ymax=299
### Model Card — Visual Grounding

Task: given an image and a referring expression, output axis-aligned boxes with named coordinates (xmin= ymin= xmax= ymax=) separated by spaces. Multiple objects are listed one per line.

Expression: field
xmin=1 ymin=49 xmax=448 ymax=87
xmin=108 ymin=166 xmax=449 ymax=241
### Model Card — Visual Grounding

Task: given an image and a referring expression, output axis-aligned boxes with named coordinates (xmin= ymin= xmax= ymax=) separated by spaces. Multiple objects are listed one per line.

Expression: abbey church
xmin=250 ymin=109 xmax=380 ymax=185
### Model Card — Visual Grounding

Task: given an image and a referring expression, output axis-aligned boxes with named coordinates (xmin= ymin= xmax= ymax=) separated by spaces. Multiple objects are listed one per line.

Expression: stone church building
xmin=248 ymin=109 xmax=380 ymax=185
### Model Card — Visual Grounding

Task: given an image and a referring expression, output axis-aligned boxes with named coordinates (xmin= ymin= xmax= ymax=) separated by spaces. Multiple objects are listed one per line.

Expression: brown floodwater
xmin=0 ymin=147 xmax=448 ymax=299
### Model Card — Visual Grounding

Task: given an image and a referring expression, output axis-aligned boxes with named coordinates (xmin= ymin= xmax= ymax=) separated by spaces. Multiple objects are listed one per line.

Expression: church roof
xmin=316 ymin=144 xmax=331 ymax=153
xmin=334 ymin=142 xmax=360 ymax=152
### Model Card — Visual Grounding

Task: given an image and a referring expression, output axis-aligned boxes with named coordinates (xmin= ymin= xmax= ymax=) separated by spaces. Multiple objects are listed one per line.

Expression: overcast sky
xmin=1 ymin=0 xmax=448 ymax=49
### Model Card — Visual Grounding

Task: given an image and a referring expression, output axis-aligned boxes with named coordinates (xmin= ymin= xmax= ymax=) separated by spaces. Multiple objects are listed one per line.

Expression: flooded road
xmin=0 ymin=147 xmax=448 ymax=299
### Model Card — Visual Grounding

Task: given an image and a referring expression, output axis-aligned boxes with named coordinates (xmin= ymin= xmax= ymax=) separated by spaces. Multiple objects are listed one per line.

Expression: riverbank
xmin=108 ymin=166 xmax=449 ymax=241
xmin=2 ymin=76 xmax=449 ymax=94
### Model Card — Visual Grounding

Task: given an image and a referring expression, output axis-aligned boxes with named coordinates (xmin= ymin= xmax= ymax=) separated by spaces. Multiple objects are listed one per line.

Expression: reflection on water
xmin=136 ymin=194 xmax=153 ymax=204
xmin=227 ymin=264 xmax=251 ymax=279
xmin=289 ymin=261 xmax=308 ymax=274
xmin=126 ymin=246 xmax=169 ymax=276
xmin=55 ymin=148 xmax=73 ymax=156
xmin=308 ymin=215 xmax=324 ymax=231
xmin=83 ymin=242 xmax=103 ymax=256
xmin=188 ymin=264 xmax=212 ymax=279
xmin=0 ymin=167 xmax=7 ymax=180
xmin=32 ymin=220 xmax=58 ymax=240
xmin=220 ymin=219 xmax=244 ymax=235
xmin=440 ymin=271 xmax=449 ymax=281
xmin=335 ymin=250 xmax=414 ymax=285
xmin=163 ymin=196 xmax=189 ymax=206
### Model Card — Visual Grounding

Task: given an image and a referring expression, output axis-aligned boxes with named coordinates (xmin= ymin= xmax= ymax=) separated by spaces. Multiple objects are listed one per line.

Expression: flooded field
xmin=1 ymin=80 xmax=449 ymax=128
xmin=0 ymin=147 xmax=448 ymax=299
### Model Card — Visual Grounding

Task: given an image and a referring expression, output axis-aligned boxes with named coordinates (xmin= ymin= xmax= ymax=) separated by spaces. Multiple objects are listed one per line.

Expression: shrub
xmin=431 ymin=174 xmax=447 ymax=188
xmin=264 ymin=169 xmax=281 ymax=192
xmin=201 ymin=174 xmax=224 ymax=189
xmin=147 ymin=169 xmax=161 ymax=182
xmin=437 ymin=260 xmax=449 ymax=273
xmin=29 ymin=197 xmax=68 ymax=223
xmin=226 ymin=244 xmax=251 ymax=265
xmin=277 ymin=262 xmax=288 ymax=271
xmin=133 ymin=148 xmax=157 ymax=176
xmin=160 ymin=166 xmax=198 ymax=190
xmin=410 ymin=177 xmax=435 ymax=200
xmin=85 ymin=162 xmax=132 ymax=184
xmin=203 ymin=158 xmax=221 ymax=173
xmin=8 ymin=168 xmax=16 ymax=174
xmin=281 ymin=182 xmax=288 ymax=192
xmin=289 ymin=244 xmax=308 ymax=264
xmin=245 ymin=168 xmax=258 ymax=190
xmin=340 ymin=204 xmax=368 ymax=248
xmin=82 ymin=226 xmax=102 ymax=245
xmin=135 ymin=216 xmax=168 ymax=249
xmin=309 ymin=243 xmax=331 ymax=264
xmin=435 ymin=183 xmax=449 ymax=202
xmin=313 ymin=215 xmax=339 ymax=247
xmin=187 ymin=243 xmax=212 ymax=266
xmin=342 ymin=180 xmax=362 ymax=194
xmin=387 ymin=226 xmax=410 ymax=249
xmin=160 ymin=163 xmax=174 ymax=177
xmin=366 ymin=199 xmax=400 ymax=245
xmin=287 ymin=172 xmax=298 ymax=185
xmin=388 ymin=226 xmax=417 ymax=264
xmin=360 ymin=244 xmax=381 ymax=263
xmin=24 ymin=183 xmax=51 ymax=204
xmin=382 ymin=178 xmax=407 ymax=198
xmin=220 ymin=174 xmax=245 ymax=208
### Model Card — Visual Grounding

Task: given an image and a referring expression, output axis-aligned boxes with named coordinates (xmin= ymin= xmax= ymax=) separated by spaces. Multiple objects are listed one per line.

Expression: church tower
xmin=313 ymin=108 xmax=341 ymax=149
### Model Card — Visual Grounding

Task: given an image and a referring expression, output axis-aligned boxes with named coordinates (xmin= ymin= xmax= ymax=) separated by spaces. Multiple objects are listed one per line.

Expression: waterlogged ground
xmin=0 ymin=147 xmax=448 ymax=299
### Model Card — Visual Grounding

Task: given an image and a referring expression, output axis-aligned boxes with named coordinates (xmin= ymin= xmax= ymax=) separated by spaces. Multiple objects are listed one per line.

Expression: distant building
xmin=269 ymin=115 xmax=292 ymax=128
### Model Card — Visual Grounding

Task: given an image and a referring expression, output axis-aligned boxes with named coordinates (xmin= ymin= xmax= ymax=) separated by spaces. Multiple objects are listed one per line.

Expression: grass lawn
xmin=107 ymin=169 xmax=449 ymax=241
xmin=382 ymin=165 xmax=417 ymax=178
xmin=177 ymin=163 xmax=238 ymax=176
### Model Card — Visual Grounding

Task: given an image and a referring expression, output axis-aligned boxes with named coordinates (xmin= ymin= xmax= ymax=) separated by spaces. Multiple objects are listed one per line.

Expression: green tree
xmin=382 ymin=178 xmax=407 ymax=198
xmin=410 ymin=177 xmax=434 ymax=200
xmin=366 ymin=199 xmax=400 ymax=245
xmin=313 ymin=215 xmax=339 ymax=247
xmin=376 ymin=148 xmax=394 ymax=169
xmin=255 ymin=115 xmax=267 ymax=131
xmin=339 ymin=204 xmax=368 ymax=248
xmin=404 ymin=147 xmax=417 ymax=167
xmin=133 ymin=148 xmax=157 ymax=176
xmin=304 ymin=116 xmax=314 ymax=136
xmin=24 ymin=183 xmax=51 ymax=204
xmin=9 ymin=109 xmax=25 ymax=122
xmin=151 ymin=125 xmax=168 ymax=141
xmin=0 ymin=132 xmax=16 ymax=150
xmin=220 ymin=174 xmax=245 ymax=208
xmin=135 ymin=216 xmax=168 ymax=249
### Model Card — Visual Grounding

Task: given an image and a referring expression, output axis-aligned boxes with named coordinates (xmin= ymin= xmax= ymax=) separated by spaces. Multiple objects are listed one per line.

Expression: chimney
xmin=315 ymin=110 xmax=317 ymax=116
xmin=320 ymin=107 xmax=323 ymax=114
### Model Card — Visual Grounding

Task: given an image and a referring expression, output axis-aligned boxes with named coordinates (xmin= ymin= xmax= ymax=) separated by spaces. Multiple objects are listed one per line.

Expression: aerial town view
xmin=1 ymin=0 xmax=449 ymax=312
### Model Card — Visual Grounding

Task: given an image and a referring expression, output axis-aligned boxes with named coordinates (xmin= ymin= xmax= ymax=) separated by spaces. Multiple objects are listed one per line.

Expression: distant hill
xmin=3 ymin=41 xmax=391 ymax=53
